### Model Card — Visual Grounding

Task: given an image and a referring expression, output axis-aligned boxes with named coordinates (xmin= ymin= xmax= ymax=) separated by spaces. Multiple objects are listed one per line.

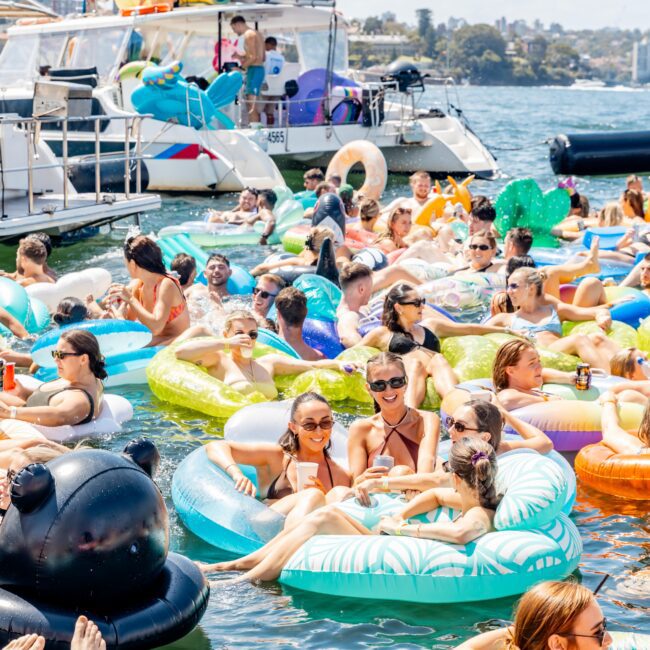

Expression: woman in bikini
xmin=347 ymin=352 xmax=440 ymax=487
xmin=487 ymin=267 xmax=622 ymax=372
xmin=200 ymin=392 xmax=350 ymax=538
xmin=175 ymin=310 xmax=356 ymax=400
xmin=199 ymin=437 xmax=501 ymax=583
xmin=0 ymin=329 xmax=104 ymax=429
xmin=108 ymin=235 xmax=190 ymax=346
xmin=359 ymin=284 xmax=511 ymax=407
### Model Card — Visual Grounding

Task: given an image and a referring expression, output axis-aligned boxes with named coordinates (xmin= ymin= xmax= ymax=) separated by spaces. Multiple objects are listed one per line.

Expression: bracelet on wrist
xmin=394 ymin=521 xmax=408 ymax=536
xmin=224 ymin=462 xmax=239 ymax=476
xmin=9 ymin=406 xmax=17 ymax=419
xmin=381 ymin=476 xmax=390 ymax=492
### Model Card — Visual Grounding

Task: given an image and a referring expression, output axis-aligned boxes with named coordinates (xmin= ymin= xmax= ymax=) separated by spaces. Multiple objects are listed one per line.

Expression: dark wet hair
xmin=124 ymin=235 xmax=168 ymax=276
xmin=60 ymin=329 xmax=107 ymax=380
xmin=507 ymin=227 xmax=533 ymax=255
xmin=463 ymin=399 xmax=503 ymax=450
xmin=450 ymin=437 xmax=501 ymax=510
xmin=382 ymin=283 xmax=418 ymax=336
xmin=171 ymin=253 xmax=196 ymax=286
xmin=470 ymin=196 xmax=496 ymax=222
xmin=265 ymin=36 xmax=278 ymax=47
xmin=275 ymin=287 xmax=307 ymax=327
xmin=277 ymin=392 xmax=332 ymax=456
xmin=230 ymin=14 xmax=245 ymax=25
xmin=27 ymin=232 xmax=52 ymax=257
xmin=259 ymin=189 xmax=277 ymax=210
xmin=53 ymin=297 xmax=88 ymax=326
xmin=207 ymin=252 xmax=230 ymax=267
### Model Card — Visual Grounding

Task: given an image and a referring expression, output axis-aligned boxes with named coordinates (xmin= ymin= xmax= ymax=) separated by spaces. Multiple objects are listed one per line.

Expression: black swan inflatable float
xmin=0 ymin=439 xmax=209 ymax=649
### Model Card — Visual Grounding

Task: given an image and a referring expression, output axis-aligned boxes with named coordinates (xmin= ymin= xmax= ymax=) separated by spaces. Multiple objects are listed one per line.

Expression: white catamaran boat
xmin=0 ymin=0 xmax=499 ymax=193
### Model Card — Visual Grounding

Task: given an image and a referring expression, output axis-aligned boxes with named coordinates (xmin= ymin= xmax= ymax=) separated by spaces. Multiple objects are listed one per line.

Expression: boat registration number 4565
xmin=267 ymin=130 xmax=286 ymax=144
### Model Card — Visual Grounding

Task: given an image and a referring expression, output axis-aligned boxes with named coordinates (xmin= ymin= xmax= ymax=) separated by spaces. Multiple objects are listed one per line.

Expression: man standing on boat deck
xmin=230 ymin=15 xmax=265 ymax=126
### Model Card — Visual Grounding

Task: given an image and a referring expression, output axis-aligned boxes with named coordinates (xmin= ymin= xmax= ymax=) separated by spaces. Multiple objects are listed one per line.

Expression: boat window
xmin=296 ymin=28 xmax=347 ymax=73
xmin=180 ymin=33 xmax=216 ymax=79
xmin=67 ymin=28 xmax=130 ymax=80
xmin=267 ymin=32 xmax=298 ymax=64
xmin=39 ymin=32 xmax=69 ymax=71
xmin=154 ymin=31 xmax=186 ymax=65
xmin=0 ymin=35 xmax=38 ymax=85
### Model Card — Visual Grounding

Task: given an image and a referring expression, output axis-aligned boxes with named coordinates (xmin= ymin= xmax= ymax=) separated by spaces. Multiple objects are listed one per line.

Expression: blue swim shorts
xmin=245 ymin=65 xmax=265 ymax=96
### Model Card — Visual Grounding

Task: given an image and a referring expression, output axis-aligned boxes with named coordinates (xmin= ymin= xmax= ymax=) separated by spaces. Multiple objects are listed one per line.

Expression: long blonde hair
xmin=506 ymin=581 xmax=595 ymax=650
xmin=598 ymin=202 xmax=624 ymax=227
xmin=610 ymin=347 xmax=639 ymax=379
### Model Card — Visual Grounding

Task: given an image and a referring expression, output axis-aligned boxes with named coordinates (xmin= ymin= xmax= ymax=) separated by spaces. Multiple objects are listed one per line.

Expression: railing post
xmin=135 ymin=117 xmax=142 ymax=195
xmin=27 ymin=122 xmax=34 ymax=214
xmin=62 ymin=119 xmax=69 ymax=208
xmin=124 ymin=118 xmax=130 ymax=198
xmin=94 ymin=116 xmax=101 ymax=203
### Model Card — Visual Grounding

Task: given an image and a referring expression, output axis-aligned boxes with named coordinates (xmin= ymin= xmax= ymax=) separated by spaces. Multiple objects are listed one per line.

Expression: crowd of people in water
xmin=0 ymin=168 xmax=649 ymax=649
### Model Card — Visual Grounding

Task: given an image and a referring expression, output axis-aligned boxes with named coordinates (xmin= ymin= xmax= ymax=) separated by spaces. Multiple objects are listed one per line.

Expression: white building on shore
xmin=632 ymin=38 xmax=650 ymax=84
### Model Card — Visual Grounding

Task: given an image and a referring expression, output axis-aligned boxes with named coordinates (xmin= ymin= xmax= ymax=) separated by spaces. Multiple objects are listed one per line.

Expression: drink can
xmin=575 ymin=363 xmax=591 ymax=391
xmin=3 ymin=362 xmax=15 ymax=391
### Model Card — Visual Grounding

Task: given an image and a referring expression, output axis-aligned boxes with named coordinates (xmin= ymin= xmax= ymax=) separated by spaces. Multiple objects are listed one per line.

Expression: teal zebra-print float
xmin=279 ymin=451 xmax=582 ymax=603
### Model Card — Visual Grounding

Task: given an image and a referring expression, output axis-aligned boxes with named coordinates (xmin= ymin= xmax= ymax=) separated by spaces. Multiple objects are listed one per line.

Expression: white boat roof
xmin=7 ymin=1 xmax=344 ymax=36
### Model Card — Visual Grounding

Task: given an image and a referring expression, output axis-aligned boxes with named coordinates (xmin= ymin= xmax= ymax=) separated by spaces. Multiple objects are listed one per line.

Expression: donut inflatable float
xmin=325 ymin=140 xmax=387 ymax=201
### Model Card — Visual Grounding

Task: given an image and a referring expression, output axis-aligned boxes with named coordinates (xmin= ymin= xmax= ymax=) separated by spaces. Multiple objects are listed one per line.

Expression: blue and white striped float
xmin=279 ymin=451 xmax=582 ymax=603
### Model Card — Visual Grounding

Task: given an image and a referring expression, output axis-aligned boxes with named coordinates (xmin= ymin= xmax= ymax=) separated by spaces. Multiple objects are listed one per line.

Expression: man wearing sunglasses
xmin=251 ymin=274 xmax=284 ymax=321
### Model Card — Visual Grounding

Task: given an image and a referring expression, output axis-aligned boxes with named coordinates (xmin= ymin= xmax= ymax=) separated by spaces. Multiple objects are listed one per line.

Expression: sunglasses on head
xmin=234 ymin=330 xmax=258 ymax=339
xmin=51 ymin=350 xmax=83 ymax=360
xmin=368 ymin=376 xmax=407 ymax=392
xmin=469 ymin=244 xmax=491 ymax=251
xmin=395 ymin=208 xmax=412 ymax=215
xmin=563 ymin=618 xmax=608 ymax=646
xmin=360 ymin=214 xmax=378 ymax=221
xmin=253 ymin=287 xmax=278 ymax=300
xmin=445 ymin=416 xmax=480 ymax=434
xmin=298 ymin=419 xmax=334 ymax=432
xmin=399 ymin=297 xmax=425 ymax=308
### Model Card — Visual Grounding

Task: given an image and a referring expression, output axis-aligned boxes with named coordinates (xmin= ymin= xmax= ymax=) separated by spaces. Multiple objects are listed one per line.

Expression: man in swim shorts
xmin=231 ymin=15 xmax=265 ymax=126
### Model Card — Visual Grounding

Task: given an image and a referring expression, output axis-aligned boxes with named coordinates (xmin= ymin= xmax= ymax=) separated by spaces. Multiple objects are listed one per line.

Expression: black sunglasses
xmin=563 ymin=618 xmax=607 ymax=646
xmin=253 ymin=287 xmax=278 ymax=300
xmin=469 ymin=244 xmax=491 ymax=251
xmin=234 ymin=330 xmax=258 ymax=339
xmin=368 ymin=376 xmax=407 ymax=392
xmin=399 ymin=297 xmax=425 ymax=308
xmin=445 ymin=416 xmax=480 ymax=434
xmin=297 ymin=419 xmax=334 ymax=432
xmin=51 ymin=350 xmax=83 ymax=360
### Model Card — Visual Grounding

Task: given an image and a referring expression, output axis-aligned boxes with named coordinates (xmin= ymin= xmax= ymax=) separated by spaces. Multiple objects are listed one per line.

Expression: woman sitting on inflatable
xmin=200 ymin=437 xmax=500 ymax=583
xmin=493 ymin=339 xmax=582 ymax=410
xmin=108 ymin=235 xmax=190 ymax=346
xmin=347 ymin=353 xmax=440 ymax=481
xmin=599 ymin=391 xmax=650 ymax=455
xmin=354 ymin=397 xmax=552 ymax=499
xmin=175 ymin=310 xmax=355 ymax=400
xmin=457 ymin=580 xmax=612 ymax=650
xmin=373 ymin=206 xmax=412 ymax=255
xmin=452 ymin=232 xmax=503 ymax=275
xmin=0 ymin=329 xmax=105 ymax=427
xmin=487 ymin=267 xmax=620 ymax=371
xmin=606 ymin=347 xmax=650 ymax=405
xmin=203 ymin=392 xmax=351 ymax=531
xmin=359 ymin=284 xmax=514 ymax=407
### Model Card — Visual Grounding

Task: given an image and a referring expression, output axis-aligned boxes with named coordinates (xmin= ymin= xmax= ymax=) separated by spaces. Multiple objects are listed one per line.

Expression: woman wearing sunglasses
xmin=347 ymin=353 xmax=440 ymax=485
xmin=486 ymin=267 xmax=621 ymax=372
xmin=359 ymin=284 xmax=513 ymax=407
xmin=0 ymin=329 xmax=105 ymax=428
xmin=176 ymin=310 xmax=356 ymax=400
xmin=373 ymin=205 xmax=413 ymax=255
xmin=199 ymin=393 xmax=351 ymax=550
xmin=457 ymin=580 xmax=612 ymax=650
xmin=453 ymin=232 xmax=504 ymax=274
xmin=200 ymin=437 xmax=501 ymax=583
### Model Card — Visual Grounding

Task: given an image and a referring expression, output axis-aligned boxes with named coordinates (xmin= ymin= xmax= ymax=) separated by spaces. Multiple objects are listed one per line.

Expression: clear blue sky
xmin=336 ymin=0 xmax=648 ymax=30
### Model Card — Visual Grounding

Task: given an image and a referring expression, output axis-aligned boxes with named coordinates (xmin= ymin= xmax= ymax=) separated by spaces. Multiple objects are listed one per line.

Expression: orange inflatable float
xmin=575 ymin=443 xmax=650 ymax=500
xmin=326 ymin=141 xmax=387 ymax=201
xmin=415 ymin=176 xmax=474 ymax=227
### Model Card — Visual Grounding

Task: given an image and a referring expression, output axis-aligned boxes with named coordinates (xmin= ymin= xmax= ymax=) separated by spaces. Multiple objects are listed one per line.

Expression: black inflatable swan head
xmin=313 ymin=192 xmax=346 ymax=224
xmin=0 ymin=440 xmax=168 ymax=606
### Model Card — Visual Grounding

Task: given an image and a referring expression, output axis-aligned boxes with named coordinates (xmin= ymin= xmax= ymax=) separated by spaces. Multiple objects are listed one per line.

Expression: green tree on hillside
xmin=450 ymin=24 xmax=511 ymax=83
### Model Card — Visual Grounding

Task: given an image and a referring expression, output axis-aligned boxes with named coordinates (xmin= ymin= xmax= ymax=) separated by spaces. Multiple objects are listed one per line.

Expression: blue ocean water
xmin=2 ymin=85 xmax=649 ymax=649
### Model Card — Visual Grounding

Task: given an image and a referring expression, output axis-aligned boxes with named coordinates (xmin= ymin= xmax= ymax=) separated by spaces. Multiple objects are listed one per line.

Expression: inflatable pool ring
xmin=414 ymin=176 xmax=474 ymax=226
xmin=575 ymin=443 xmax=650 ymax=500
xmin=25 ymin=268 xmax=112 ymax=313
xmin=610 ymin=632 xmax=650 ymax=650
xmin=0 ymin=278 xmax=50 ymax=336
xmin=302 ymin=318 xmax=344 ymax=359
xmin=293 ymin=274 xmax=341 ymax=321
xmin=531 ymin=246 xmax=633 ymax=282
xmin=158 ymin=200 xmax=305 ymax=247
xmin=256 ymin=328 xmax=300 ymax=358
xmin=605 ymin=287 xmax=650 ymax=328
xmin=261 ymin=252 xmax=316 ymax=286
xmin=312 ymin=192 xmax=347 ymax=238
xmin=350 ymin=246 xmax=387 ymax=270
xmin=35 ymin=345 xmax=161 ymax=388
xmin=31 ymin=319 xmax=153 ymax=368
xmin=294 ymin=190 xmax=317 ymax=210
xmin=280 ymin=451 xmax=581 ymax=603
xmin=495 ymin=180 xmax=569 ymax=248
xmin=0 ymin=444 xmax=209 ymax=648
xmin=639 ymin=315 xmax=650 ymax=353
xmin=325 ymin=140 xmax=387 ymax=201
xmin=23 ymin=298 xmax=50 ymax=335
xmin=562 ymin=319 xmax=639 ymax=348
xmin=173 ymin=446 xmax=285 ymax=555
xmin=582 ymin=226 xmax=628 ymax=251
xmin=0 ymin=376 xmax=134 ymax=443
xmin=116 ymin=59 xmax=151 ymax=81
xmin=396 ymin=258 xmax=450 ymax=284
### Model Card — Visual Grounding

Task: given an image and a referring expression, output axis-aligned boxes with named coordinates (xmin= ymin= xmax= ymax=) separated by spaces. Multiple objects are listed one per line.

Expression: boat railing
xmin=0 ymin=112 xmax=151 ymax=215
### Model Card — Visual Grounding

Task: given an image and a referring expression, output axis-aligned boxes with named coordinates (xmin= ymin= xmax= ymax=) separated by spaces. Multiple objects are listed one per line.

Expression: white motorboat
xmin=0 ymin=84 xmax=160 ymax=241
xmin=0 ymin=0 xmax=499 ymax=193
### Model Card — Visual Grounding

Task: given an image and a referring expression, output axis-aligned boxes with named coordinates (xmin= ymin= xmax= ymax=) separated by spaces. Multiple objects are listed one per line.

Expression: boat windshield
xmin=0 ymin=27 xmax=130 ymax=86
xmin=296 ymin=27 xmax=347 ymax=73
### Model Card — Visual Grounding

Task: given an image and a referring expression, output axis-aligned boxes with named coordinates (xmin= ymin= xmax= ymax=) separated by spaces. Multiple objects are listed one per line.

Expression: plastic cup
xmin=373 ymin=455 xmax=394 ymax=469
xmin=296 ymin=462 xmax=319 ymax=491
xmin=3 ymin=362 xmax=15 ymax=391
xmin=240 ymin=344 xmax=253 ymax=359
